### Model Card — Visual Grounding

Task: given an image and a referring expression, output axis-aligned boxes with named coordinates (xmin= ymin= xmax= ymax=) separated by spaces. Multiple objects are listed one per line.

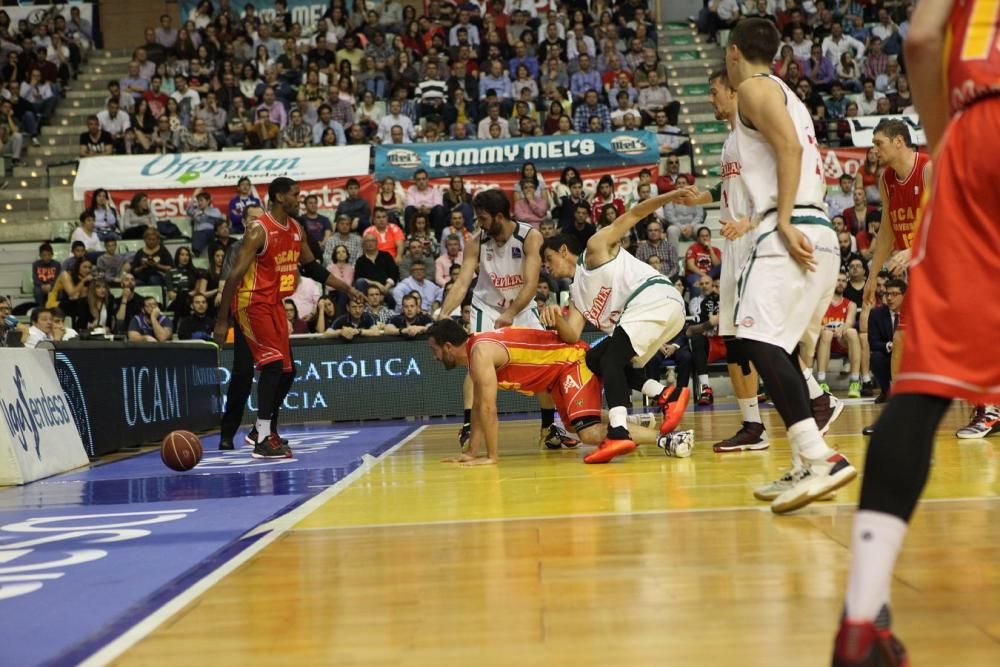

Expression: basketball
xmin=161 ymin=431 xmax=203 ymax=472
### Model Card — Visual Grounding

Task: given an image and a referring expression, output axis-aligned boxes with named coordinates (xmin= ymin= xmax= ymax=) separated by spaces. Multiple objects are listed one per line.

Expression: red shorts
xmin=895 ymin=99 xmax=1000 ymax=403
xmin=235 ymin=303 xmax=293 ymax=372
xmin=708 ymin=336 xmax=727 ymax=364
xmin=551 ymin=361 xmax=603 ymax=430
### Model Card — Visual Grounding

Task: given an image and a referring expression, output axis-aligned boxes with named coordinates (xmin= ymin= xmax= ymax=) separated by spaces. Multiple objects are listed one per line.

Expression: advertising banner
xmin=181 ymin=0 xmax=330 ymax=25
xmin=220 ymin=333 xmax=606 ymax=423
xmin=848 ymin=114 xmax=926 ymax=147
xmin=374 ymin=131 xmax=661 ymax=182
xmin=820 ymin=146 xmax=870 ymax=185
xmin=47 ymin=342 xmax=222 ymax=457
xmin=0 ymin=349 xmax=89 ymax=485
xmin=4 ymin=4 xmax=94 ymax=31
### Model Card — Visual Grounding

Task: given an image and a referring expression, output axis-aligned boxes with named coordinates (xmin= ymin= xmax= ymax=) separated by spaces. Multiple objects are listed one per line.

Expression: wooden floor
xmin=116 ymin=402 xmax=999 ymax=666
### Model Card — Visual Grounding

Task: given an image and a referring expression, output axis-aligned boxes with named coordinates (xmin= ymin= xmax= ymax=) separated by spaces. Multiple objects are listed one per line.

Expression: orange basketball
xmin=161 ymin=430 xmax=203 ymax=472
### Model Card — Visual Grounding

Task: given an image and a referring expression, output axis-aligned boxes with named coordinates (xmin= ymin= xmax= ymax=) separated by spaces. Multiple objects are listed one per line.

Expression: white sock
xmin=862 ymin=372 xmax=872 ymax=383
xmin=698 ymin=374 xmax=710 ymax=388
xmin=255 ymin=418 xmax=271 ymax=439
xmin=790 ymin=437 xmax=802 ymax=469
xmin=845 ymin=510 xmax=908 ymax=621
xmin=738 ymin=397 xmax=761 ymax=424
xmin=849 ymin=373 xmax=860 ymax=382
xmin=609 ymin=406 xmax=628 ymax=429
xmin=642 ymin=379 xmax=667 ymax=398
xmin=787 ymin=418 xmax=832 ymax=461
xmin=803 ymin=367 xmax=825 ymax=399
xmin=816 ymin=371 xmax=827 ymax=382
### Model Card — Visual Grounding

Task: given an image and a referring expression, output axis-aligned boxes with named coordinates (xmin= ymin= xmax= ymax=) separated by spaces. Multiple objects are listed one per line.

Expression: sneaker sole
xmin=753 ymin=488 xmax=785 ymax=502
xmin=955 ymin=429 xmax=1000 ymax=440
xmin=818 ymin=397 xmax=846 ymax=437
xmin=713 ymin=440 xmax=769 ymax=453
xmin=771 ymin=465 xmax=858 ymax=515
xmin=251 ymin=452 xmax=293 ymax=459
xmin=659 ymin=387 xmax=691 ymax=435
xmin=584 ymin=440 xmax=637 ymax=464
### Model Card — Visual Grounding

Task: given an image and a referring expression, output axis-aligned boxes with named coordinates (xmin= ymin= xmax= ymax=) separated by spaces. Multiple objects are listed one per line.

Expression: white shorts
xmin=469 ymin=298 xmax=542 ymax=333
xmin=719 ymin=232 xmax=755 ymax=337
xmin=734 ymin=219 xmax=839 ymax=354
xmin=619 ymin=282 xmax=687 ymax=366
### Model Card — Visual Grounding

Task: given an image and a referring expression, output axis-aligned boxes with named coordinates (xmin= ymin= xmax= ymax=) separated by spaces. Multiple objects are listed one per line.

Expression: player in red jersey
xmin=834 ymin=2 xmax=1000 ymax=664
xmin=426 ymin=319 xmax=672 ymax=466
xmin=215 ymin=177 xmax=363 ymax=459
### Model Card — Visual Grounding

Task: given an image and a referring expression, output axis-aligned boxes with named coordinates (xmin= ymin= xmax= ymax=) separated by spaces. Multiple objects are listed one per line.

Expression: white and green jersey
xmin=472 ymin=220 xmax=536 ymax=313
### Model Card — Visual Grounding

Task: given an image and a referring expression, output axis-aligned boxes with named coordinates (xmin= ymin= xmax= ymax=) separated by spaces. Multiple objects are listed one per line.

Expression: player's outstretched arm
xmin=466 ymin=344 xmax=500 ymax=465
xmin=213 ymin=222 xmax=265 ymax=345
xmin=905 ymin=0 xmax=954 ymax=153
xmin=591 ymin=190 xmax=689 ymax=256
xmin=437 ymin=235 xmax=480 ymax=320
xmin=539 ymin=302 xmax=586 ymax=344
xmin=496 ymin=229 xmax=543 ymax=328
xmin=865 ymin=178 xmax=896 ymax=306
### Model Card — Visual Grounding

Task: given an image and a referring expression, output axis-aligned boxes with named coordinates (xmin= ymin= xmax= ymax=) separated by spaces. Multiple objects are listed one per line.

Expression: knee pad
xmin=724 ymin=338 xmax=752 ymax=376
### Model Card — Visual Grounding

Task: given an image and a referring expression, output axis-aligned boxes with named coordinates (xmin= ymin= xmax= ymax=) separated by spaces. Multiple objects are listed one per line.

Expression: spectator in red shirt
xmin=685 ymin=226 xmax=722 ymax=293
xmin=656 ymin=156 xmax=696 ymax=194
xmin=590 ymin=175 xmax=625 ymax=225
xmin=363 ymin=207 xmax=405 ymax=261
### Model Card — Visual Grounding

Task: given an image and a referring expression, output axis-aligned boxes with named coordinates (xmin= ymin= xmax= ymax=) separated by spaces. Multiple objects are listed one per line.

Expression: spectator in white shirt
xmin=449 ymin=10 xmax=481 ymax=47
xmin=477 ymin=103 xmax=511 ymax=139
xmin=822 ymin=23 xmax=865 ymax=64
xmin=376 ymin=98 xmax=417 ymax=143
xmin=96 ymin=98 xmax=131 ymax=140
xmin=854 ymin=78 xmax=886 ymax=115
xmin=24 ymin=308 xmax=54 ymax=349
xmin=871 ymin=8 xmax=898 ymax=42
xmin=789 ymin=26 xmax=813 ymax=61
xmin=566 ymin=23 xmax=596 ymax=62
xmin=825 ymin=174 xmax=856 ymax=218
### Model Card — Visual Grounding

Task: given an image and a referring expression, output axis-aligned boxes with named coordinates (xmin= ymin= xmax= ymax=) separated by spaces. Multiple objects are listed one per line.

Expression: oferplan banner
xmin=374 ymin=132 xmax=661 ymax=181
xmin=73 ymin=146 xmax=371 ymax=201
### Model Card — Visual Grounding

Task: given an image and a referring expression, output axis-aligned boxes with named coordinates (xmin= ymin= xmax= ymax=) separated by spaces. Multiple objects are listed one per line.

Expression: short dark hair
xmin=39 ymin=242 xmax=53 ymax=254
xmin=542 ymin=234 xmax=583 ymax=257
xmin=71 ymin=241 xmax=85 ymax=250
xmin=268 ymin=177 xmax=297 ymax=200
xmin=472 ymin=188 xmax=510 ymax=219
xmin=345 ymin=177 xmax=359 ymax=188
xmin=30 ymin=307 xmax=50 ymax=324
xmin=79 ymin=209 xmax=95 ymax=223
xmin=708 ymin=68 xmax=731 ymax=88
xmin=885 ymin=278 xmax=907 ymax=294
xmin=862 ymin=77 xmax=876 ymax=87
xmin=728 ymin=18 xmax=781 ymax=65
xmin=427 ymin=317 xmax=469 ymax=346
xmin=873 ymin=118 xmax=912 ymax=146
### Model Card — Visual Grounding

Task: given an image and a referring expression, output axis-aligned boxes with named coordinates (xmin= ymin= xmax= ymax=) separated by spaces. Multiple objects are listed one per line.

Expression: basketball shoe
xmin=713 ymin=421 xmax=768 ymax=452
xmin=656 ymin=386 xmax=691 ymax=435
xmin=657 ymin=429 xmax=694 ymax=458
xmin=541 ymin=423 xmax=579 ymax=449
xmin=955 ymin=405 xmax=1000 ymax=439
xmin=584 ymin=430 xmax=637 ymax=463
xmin=459 ymin=423 xmax=471 ymax=451
xmin=697 ymin=385 xmax=714 ymax=406
xmin=753 ymin=467 xmax=838 ymax=502
xmin=251 ymin=433 xmax=293 ymax=459
xmin=246 ymin=427 xmax=288 ymax=447
xmin=771 ymin=451 xmax=856 ymax=514
xmin=219 ymin=437 xmax=235 ymax=451
xmin=848 ymin=381 xmax=862 ymax=399
xmin=813 ymin=392 xmax=845 ymax=436
xmin=832 ymin=606 xmax=909 ymax=666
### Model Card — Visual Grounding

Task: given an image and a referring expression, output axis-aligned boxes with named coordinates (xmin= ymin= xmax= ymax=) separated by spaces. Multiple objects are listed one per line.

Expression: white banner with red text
xmin=820 ymin=147 xmax=870 ymax=185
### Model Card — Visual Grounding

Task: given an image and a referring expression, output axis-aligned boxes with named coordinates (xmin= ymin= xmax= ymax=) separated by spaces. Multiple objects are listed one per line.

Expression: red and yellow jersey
xmin=947 ymin=0 xmax=1000 ymax=115
xmin=822 ymin=297 xmax=852 ymax=329
xmin=881 ymin=151 xmax=931 ymax=250
xmin=467 ymin=328 xmax=592 ymax=396
xmin=236 ymin=212 xmax=302 ymax=311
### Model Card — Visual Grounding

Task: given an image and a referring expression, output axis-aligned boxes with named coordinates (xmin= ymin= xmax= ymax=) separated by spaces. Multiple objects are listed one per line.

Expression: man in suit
xmin=862 ymin=279 xmax=905 ymax=435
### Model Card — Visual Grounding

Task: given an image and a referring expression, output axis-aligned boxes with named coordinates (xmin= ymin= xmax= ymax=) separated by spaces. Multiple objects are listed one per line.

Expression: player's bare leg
xmin=459 ymin=374 xmax=473 ymax=450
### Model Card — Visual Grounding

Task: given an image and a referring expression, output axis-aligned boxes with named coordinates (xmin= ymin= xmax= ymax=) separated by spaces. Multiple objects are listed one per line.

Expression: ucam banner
xmin=373 ymin=131 xmax=661 ymax=182
xmin=847 ymin=114 xmax=926 ymax=148
xmin=0 ymin=349 xmax=89 ymax=485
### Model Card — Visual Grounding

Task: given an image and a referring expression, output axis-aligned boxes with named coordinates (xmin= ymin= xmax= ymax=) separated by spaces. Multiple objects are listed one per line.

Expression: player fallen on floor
xmin=540 ymin=188 xmax=691 ymax=463
xmin=426 ymin=319 xmax=692 ymax=465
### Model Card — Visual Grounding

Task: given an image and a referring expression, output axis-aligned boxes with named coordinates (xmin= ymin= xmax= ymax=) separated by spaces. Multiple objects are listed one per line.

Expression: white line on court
xmin=291 ymin=495 xmax=1000 ymax=532
xmin=79 ymin=425 xmax=426 ymax=667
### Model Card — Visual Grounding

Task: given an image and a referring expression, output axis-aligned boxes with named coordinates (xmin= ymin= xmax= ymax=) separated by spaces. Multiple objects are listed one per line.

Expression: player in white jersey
xmin=540 ymin=191 xmax=692 ymax=464
xmin=437 ymin=188 xmax=577 ymax=451
xmin=725 ymin=18 xmax=855 ymax=514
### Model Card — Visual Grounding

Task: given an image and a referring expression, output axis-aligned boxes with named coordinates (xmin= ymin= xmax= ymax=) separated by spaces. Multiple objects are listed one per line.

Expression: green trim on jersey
xmin=621 ymin=276 xmax=674 ymax=311
xmin=708 ymin=181 xmax=723 ymax=203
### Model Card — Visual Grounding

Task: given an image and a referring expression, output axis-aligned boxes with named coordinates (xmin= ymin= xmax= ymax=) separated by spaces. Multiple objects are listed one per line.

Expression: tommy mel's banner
xmin=73 ymin=145 xmax=375 ymax=220
xmin=848 ymin=114 xmax=926 ymax=148
xmin=0 ymin=349 xmax=88 ymax=485
xmin=374 ymin=131 xmax=661 ymax=182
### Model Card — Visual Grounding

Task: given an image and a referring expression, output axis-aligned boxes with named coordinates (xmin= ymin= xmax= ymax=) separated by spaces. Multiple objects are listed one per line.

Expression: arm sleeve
xmin=708 ymin=181 xmax=722 ymax=203
xmin=299 ymin=260 xmax=332 ymax=285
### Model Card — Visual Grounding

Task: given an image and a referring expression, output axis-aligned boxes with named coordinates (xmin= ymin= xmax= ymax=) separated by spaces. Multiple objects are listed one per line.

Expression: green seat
xmin=191 ymin=255 xmax=209 ymax=270
xmin=20 ymin=269 xmax=34 ymax=297
xmin=50 ymin=243 xmax=71 ymax=262
xmin=134 ymin=285 xmax=164 ymax=304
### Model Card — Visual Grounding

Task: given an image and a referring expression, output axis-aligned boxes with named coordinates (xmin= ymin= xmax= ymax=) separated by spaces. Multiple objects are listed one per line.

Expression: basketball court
xmin=2 ymin=402 xmax=997 ymax=666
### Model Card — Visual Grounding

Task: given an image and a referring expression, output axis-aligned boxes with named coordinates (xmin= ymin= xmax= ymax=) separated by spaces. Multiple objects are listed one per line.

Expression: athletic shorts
xmin=469 ymin=298 xmax=542 ymax=333
xmin=235 ymin=303 xmax=293 ymax=372
xmin=719 ymin=232 xmax=755 ymax=337
xmin=734 ymin=217 xmax=839 ymax=354
xmin=895 ymin=100 xmax=1000 ymax=403
xmin=551 ymin=358 xmax=603 ymax=432
xmin=708 ymin=335 xmax=727 ymax=363
xmin=617 ymin=280 xmax=687 ymax=366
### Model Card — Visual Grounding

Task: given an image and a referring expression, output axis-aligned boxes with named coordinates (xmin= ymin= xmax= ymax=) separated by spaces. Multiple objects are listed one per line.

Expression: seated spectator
xmin=149 ymin=114 xmax=178 ymax=153
xmin=283 ymin=298 xmax=311 ymax=334
xmin=354 ymin=234 xmax=399 ymax=307
xmin=439 ymin=208 xmax=472 ymax=251
xmin=88 ymin=188 xmax=120 ymax=241
xmin=76 ymin=279 xmax=116 ymax=333
xmin=398 ymin=237 xmax=435 ymax=280
xmin=300 ymin=194 xmax=333 ymax=246
xmin=635 ymin=221 xmax=680 ymax=278
xmin=246 ymin=107 xmax=280 ymax=148
xmin=856 ymin=214 xmax=881 ymax=262
xmin=573 ymin=89 xmax=611 ymax=133
xmin=325 ymin=298 xmax=379 ymax=340
xmin=636 ymin=72 xmax=678 ymax=123
xmin=131 ymin=227 xmax=173 ymax=286
xmin=195 ymin=91 xmax=228 ymax=145
xmin=375 ymin=99 xmax=415 ymax=143
xmin=71 ymin=210 xmax=103 ymax=255
xmin=20 ymin=69 xmax=57 ymax=130
xmin=554 ymin=178 xmax=590 ymax=229
xmin=0 ymin=99 xmax=27 ymax=157
xmin=97 ymin=98 xmax=131 ymax=142
xmin=323 ymin=214 xmax=363 ymax=266
xmin=392 ymin=259 xmax=442 ymax=312
xmin=364 ymin=284 xmax=395 ymax=329
xmin=227 ymin=177 xmax=262 ymax=234
xmin=590 ymin=175 xmax=625 ymax=225
xmin=187 ymin=189 xmax=225 ymax=256
xmin=0 ymin=297 xmax=27 ymax=346
xmin=224 ymin=96 xmax=252 ymax=147
xmin=844 ymin=256 xmax=868 ymax=307
xmin=404 ymin=170 xmax=445 ymax=232
xmin=364 ymin=207 xmax=406 ymax=261
xmin=120 ymin=60 xmax=149 ymax=101
xmin=114 ymin=273 xmax=143 ymax=334
xmin=385 ymin=294 xmax=432 ymax=337
xmin=842 ymin=186 xmax=876 ymax=234
xmin=61 ymin=242 xmax=86 ymax=272
xmin=195 ymin=247 xmax=226 ymax=313
xmin=854 ymin=78 xmax=886 ymax=115
xmin=114 ymin=127 xmax=145 ymax=155
xmin=95 ymin=238 xmax=128 ymax=286
xmin=31 ymin=243 xmax=61 ymax=307
xmin=826 ymin=174 xmax=856 ymax=218
xmin=804 ymin=44 xmax=836 ymax=93
xmin=476 ymin=103 xmax=510 ymax=139
xmin=177 ymin=293 xmax=216 ymax=340
xmin=335 ymin=178 xmax=371 ymax=232
xmin=50 ymin=308 xmax=80 ymax=341
xmin=815 ymin=272 xmax=863 ymax=397
xmin=685 ymin=226 xmax=722 ymax=291
xmin=684 ymin=274 xmax=723 ymax=404
xmin=127 ymin=296 xmax=173 ymax=342
xmin=657 ymin=156 xmax=696 ymax=193
xmin=868 ymin=278 xmax=906 ymax=400
xmin=165 ymin=246 xmax=198 ymax=318
xmin=281 ymin=108 xmax=311 ymax=147
xmin=562 ymin=202 xmax=598 ymax=248
xmin=436 ymin=234 xmax=463 ymax=286
xmin=325 ymin=242 xmax=355 ymax=298
xmin=405 ymin=212 xmax=439 ymax=257
xmin=513 ymin=180 xmax=550 ymax=228
xmin=79 ymin=114 xmax=114 ymax=157
xmin=49 ymin=255 xmax=92 ymax=320
xmin=24 ymin=307 xmax=54 ymax=349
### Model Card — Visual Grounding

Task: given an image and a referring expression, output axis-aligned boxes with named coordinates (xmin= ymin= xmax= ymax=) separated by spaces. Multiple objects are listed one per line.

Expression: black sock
xmin=540 ymin=408 xmax=555 ymax=428
xmin=463 ymin=409 xmax=471 ymax=425
xmin=608 ymin=425 xmax=630 ymax=440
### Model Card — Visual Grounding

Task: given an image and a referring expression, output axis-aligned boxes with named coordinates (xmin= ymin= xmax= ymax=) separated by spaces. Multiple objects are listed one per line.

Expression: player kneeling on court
xmin=427 ymin=320 xmax=673 ymax=465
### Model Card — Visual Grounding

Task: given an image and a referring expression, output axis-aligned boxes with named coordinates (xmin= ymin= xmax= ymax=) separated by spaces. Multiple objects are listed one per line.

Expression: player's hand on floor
xmin=779 ymin=225 xmax=816 ymax=271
